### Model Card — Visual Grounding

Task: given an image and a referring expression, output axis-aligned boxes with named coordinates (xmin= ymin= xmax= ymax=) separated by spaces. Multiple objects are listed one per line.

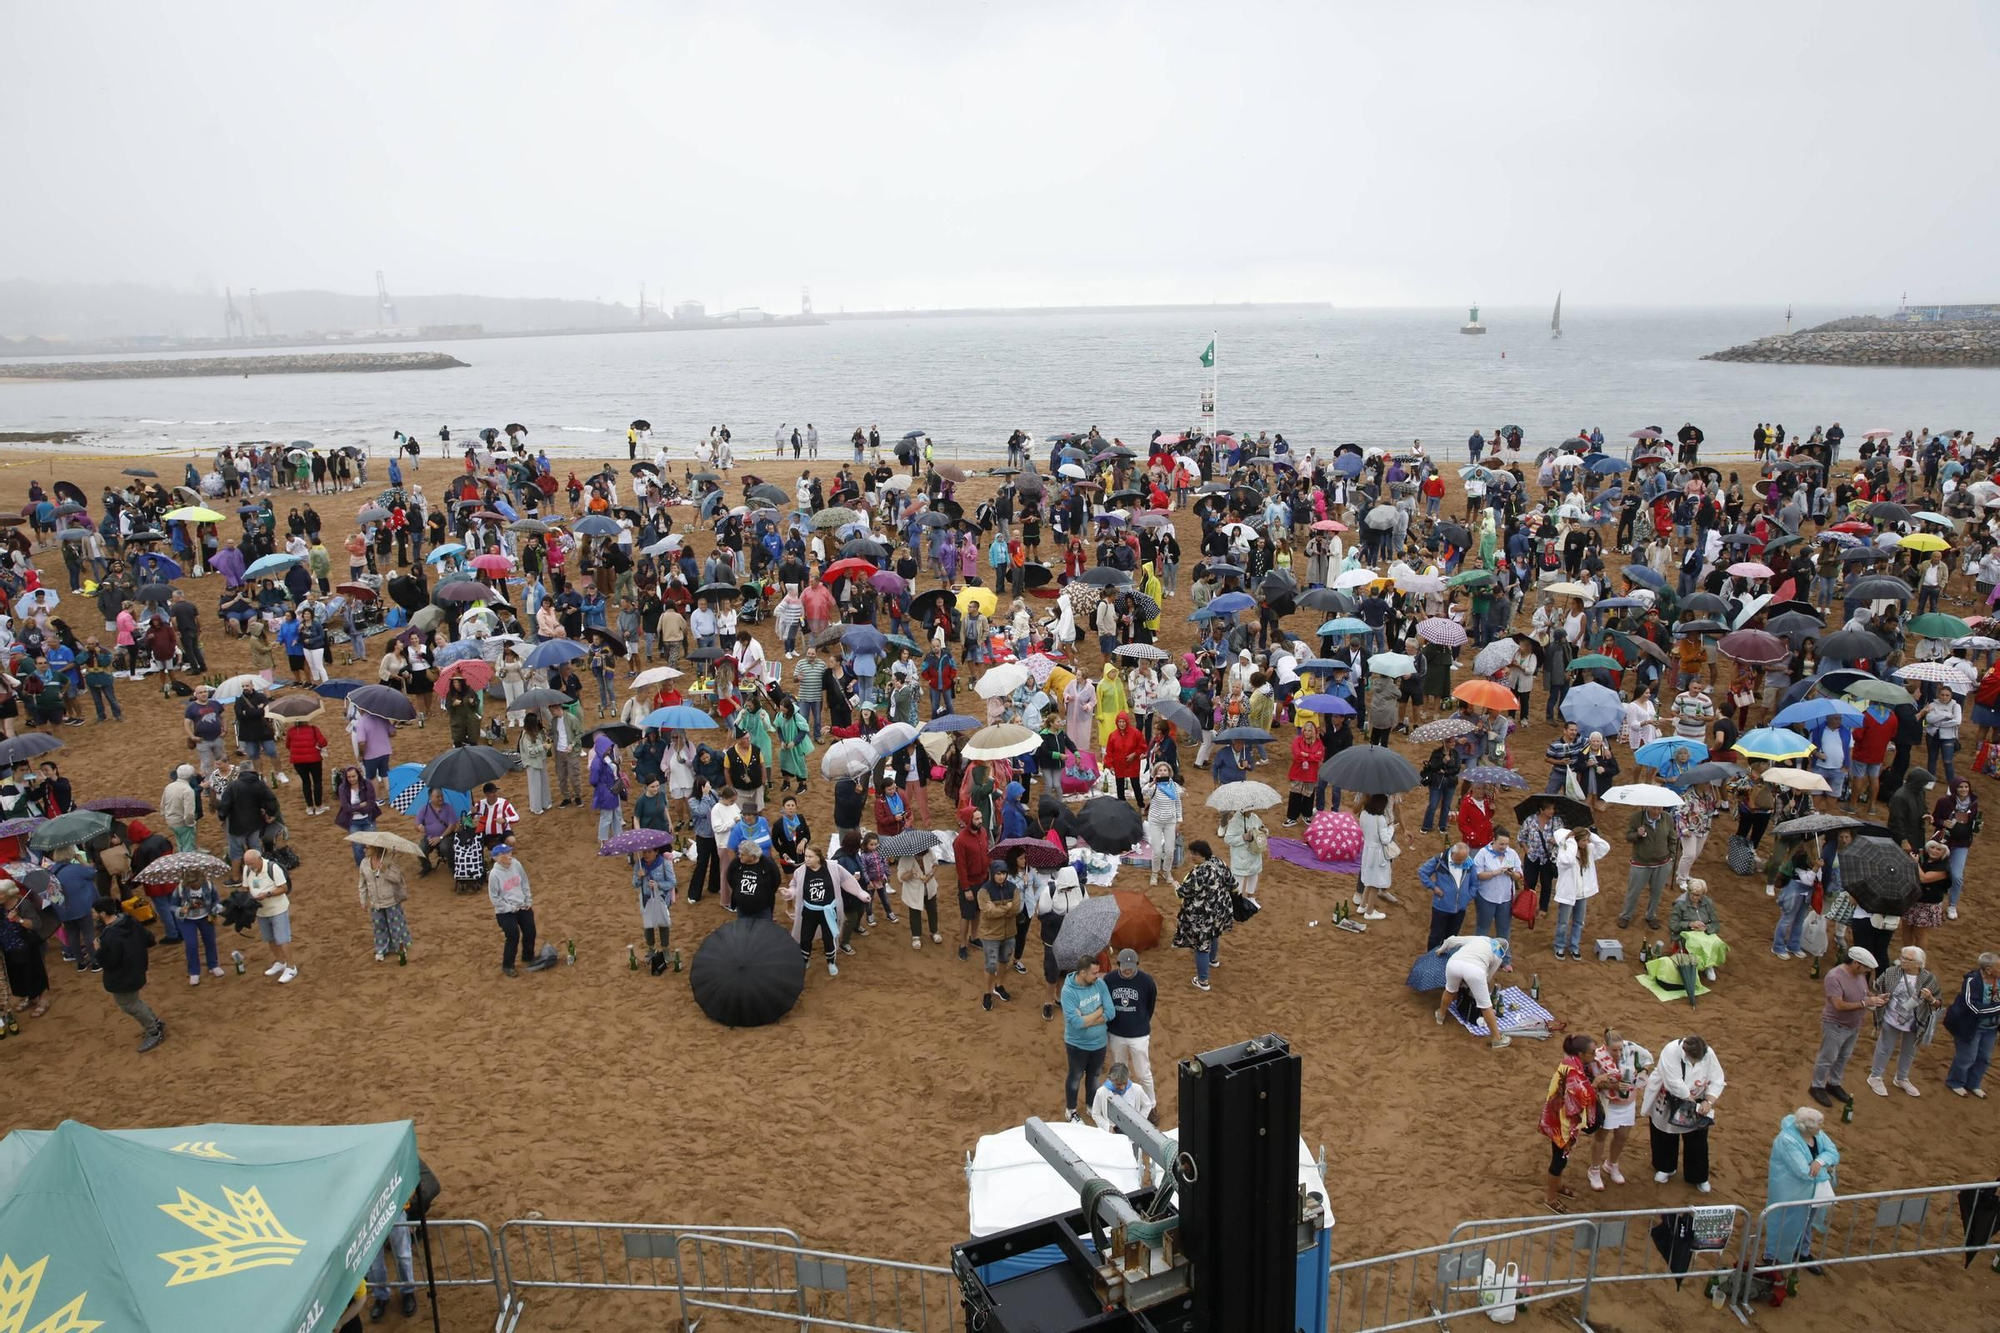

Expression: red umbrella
xmin=1717 ymin=629 xmax=1790 ymax=666
xmin=435 ymin=658 xmax=494 ymax=693
xmin=1831 ymin=521 xmax=1874 ymax=535
xmin=1108 ymin=890 xmax=1164 ymax=954
xmin=823 ymin=558 xmax=879 ymax=581
xmin=335 ymin=582 xmax=377 ymax=602
xmin=470 ymin=553 xmax=513 ymax=575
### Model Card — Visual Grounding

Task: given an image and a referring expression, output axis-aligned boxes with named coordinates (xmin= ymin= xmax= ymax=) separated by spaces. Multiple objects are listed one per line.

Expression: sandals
xmin=28 ymin=1001 xmax=49 ymax=1018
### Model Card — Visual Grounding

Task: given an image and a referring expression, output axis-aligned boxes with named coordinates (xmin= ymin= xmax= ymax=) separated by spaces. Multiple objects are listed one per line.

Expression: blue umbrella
xmin=842 ymin=625 xmax=887 ymax=655
xmin=1407 ymin=946 xmax=1454 ymax=992
xmin=1333 ymin=453 xmax=1363 ymax=476
xmin=313 ymin=679 xmax=367 ymax=699
xmin=426 ymin=544 xmax=467 ymax=564
xmin=1207 ymin=592 xmax=1255 ymax=615
xmin=921 ymin=713 xmax=984 ymax=734
xmin=641 ymin=704 xmax=718 ymax=730
xmin=1585 ymin=454 xmax=1626 ymax=475
xmin=1216 ymin=727 xmax=1275 ymax=743
xmin=1298 ymin=693 xmax=1357 ymax=716
xmin=524 ymin=639 xmax=588 ymax=669
xmin=384 ymin=762 xmax=471 ymax=819
xmin=131 ymin=553 xmax=183 ymax=581
xmin=1297 ymin=659 xmax=1348 ymax=674
xmin=1635 ymin=737 xmax=1708 ymax=768
xmin=1586 ymin=597 xmax=1647 ymax=614
xmin=1316 ymin=617 xmax=1370 ymax=636
xmin=1774 ymin=698 xmax=1865 ymax=729
xmin=1558 ymin=682 xmax=1624 ymax=738
xmin=1187 ymin=608 xmax=1223 ymax=622
xmin=1620 ymin=565 xmax=1666 ymax=591
xmin=243 ymin=553 xmax=301 ymax=578
xmin=574 ymin=515 xmax=620 ymax=536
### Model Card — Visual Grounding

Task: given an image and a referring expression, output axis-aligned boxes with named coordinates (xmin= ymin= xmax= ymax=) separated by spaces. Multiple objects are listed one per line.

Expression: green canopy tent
xmin=0 ymin=1119 xmax=419 ymax=1332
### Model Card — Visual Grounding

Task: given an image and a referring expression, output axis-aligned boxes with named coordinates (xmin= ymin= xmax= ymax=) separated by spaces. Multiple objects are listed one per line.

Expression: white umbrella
xmin=1058 ymin=463 xmax=1086 ymax=480
xmin=965 ymin=723 xmax=1040 ymax=761
xmin=629 ymin=665 xmax=685 ymax=691
xmin=1602 ymin=784 xmax=1684 ymax=809
xmin=879 ymin=474 xmax=913 ymax=491
xmin=1368 ymin=652 xmax=1417 ymax=679
xmin=820 ymin=737 xmax=879 ymax=780
xmin=1732 ymin=593 xmax=1772 ymax=630
xmin=1545 ymin=581 xmax=1592 ymax=598
xmin=1364 ymin=504 xmax=1399 ymax=530
xmin=1334 ymin=568 xmax=1379 ymax=590
xmin=1472 ymin=638 xmax=1519 ymax=676
xmin=1396 ymin=573 xmax=1448 ymax=595
xmin=1204 ymin=780 xmax=1281 ymax=812
xmin=1220 ymin=522 xmax=1259 ymax=542
xmin=1551 ymin=455 xmax=1585 ymax=470
xmin=212 ymin=673 xmax=275 ymax=703
xmin=974 ymin=662 xmax=1032 ymax=698
xmin=870 ymin=721 xmax=921 ymax=759
xmin=1762 ymin=768 xmax=1831 ymax=793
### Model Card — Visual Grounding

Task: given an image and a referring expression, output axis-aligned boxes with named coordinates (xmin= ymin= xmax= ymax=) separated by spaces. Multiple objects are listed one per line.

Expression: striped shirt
xmin=793 ymin=658 xmax=829 ymax=703
xmin=475 ymin=798 xmax=518 ymax=837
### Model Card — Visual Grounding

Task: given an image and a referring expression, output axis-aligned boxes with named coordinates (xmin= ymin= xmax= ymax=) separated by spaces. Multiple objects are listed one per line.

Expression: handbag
xmin=1511 ymin=887 xmax=1539 ymax=926
xmin=1231 ymin=892 xmax=1261 ymax=923
xmin=1725 ymin=834 xmax=1757 ymax=876
xmin=1659 ymin=1090 xmax=1713 ymax=1132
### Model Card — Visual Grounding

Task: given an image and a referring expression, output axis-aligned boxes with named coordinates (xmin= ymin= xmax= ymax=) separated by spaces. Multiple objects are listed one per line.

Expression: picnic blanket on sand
xmin=1453 ymin=986 xmax=1554 ymax=1038
xmin=1267 ymin=836 xmax=1360 ymax=877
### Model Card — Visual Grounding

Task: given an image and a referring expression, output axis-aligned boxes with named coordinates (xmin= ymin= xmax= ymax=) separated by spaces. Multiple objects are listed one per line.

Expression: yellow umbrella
xmin=957 ymin=586 xmax=998 ymax=616
xmin=1897 ymin=532 xmax=1949 ymax=553
xmin=164 ymin=506 xmax=226 ymax=523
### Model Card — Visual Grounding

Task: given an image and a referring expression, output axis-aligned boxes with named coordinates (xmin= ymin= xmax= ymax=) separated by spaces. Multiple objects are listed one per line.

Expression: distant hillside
xmin=0 ymin=279 xmax=636 ymax=341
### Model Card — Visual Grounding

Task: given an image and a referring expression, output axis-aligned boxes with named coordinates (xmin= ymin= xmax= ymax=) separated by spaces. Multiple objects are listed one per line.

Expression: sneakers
xmin=275 ymin=773 xmax=290 ymax=784
xmin=911 ymin=938 xmax=921 ymax=950
xmin=826 ymin=961 xmax=838 ymax=976
xmin=1489 ymin=1036 xmax=1511 ymax=1050
xmin=277 ymin=966 xmax=297 ymax=984
xmin=1697 ymin=1181 xmax=1712 ymax=1194
xmin=1895 ymin=1078 xmax=1921 ymax=1098
xmin=1192 ymin=977 xmax=1211 ymax=991
xmin=982 ymin=993 xmax=993 ymax=1011
xmin=1809 ymin=1086 xmax=1833 ymax=1108
xmin=1654 ymin=1171 xmax=1673 ymax=1184
xmin=1606 ymin=1164 xmax=1626 ymax=1185
xmin=1703 ymin=967 xmax=1717 ymax=982
xmin=931 ymin=933 xmax=943 ymax=944
xmin=1586 ymin=1166 xmax=1604 ymax=1191
xmin=139 ymin=1028 xmax=167 ymax=1053
xmin=264 ymin=961 xmax=286 ymax=977
xmin=1867 ymin=1075 xmax=1889 ymax=1097
xmin=1066 ymin=1110 xmax=1082 ymax=1124
xmin=1012 ymin=960 xmax=1028 ymax=974
xmin=994 ymin=986 xmax=1011 ymax=1002
xmin=1363 ymin=910 xmax=1386 ymax=921
xmin=1948 ymin=906 xmax=1959 ymax=920
xmin=209 ymin=966 xmax=224 ymax=978
xmin=189 ymin=974 xmax=201 ymax=986
xmin=375 ymin=951 xmax=386 ymax=963
xmin=839 ymin=944 xmax=856 ymax=957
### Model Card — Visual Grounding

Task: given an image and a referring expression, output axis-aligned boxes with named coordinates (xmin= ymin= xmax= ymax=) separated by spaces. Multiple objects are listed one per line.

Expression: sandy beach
xmin=5 ymin=446 xmax=1997 ymax=1332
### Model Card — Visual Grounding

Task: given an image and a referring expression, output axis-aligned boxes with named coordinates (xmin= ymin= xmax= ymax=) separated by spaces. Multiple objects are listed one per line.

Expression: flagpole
xmin=1211 ymin=328 xmax=1218 ymax=439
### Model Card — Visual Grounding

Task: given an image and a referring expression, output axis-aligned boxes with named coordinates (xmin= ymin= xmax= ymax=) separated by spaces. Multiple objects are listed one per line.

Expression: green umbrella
xmin=1845 ymin=678 xmax=1914 ymax=708
xmin=27 ymin=808 xmax=111 ymax=851
xmin=1907 ymin=611 xmax=1971 ymax=640
xmin=1448 ymin=569 xmax=1492 ymax=588
xmin=1566 ymin=653 xmax=1622 ymax=672
xmin=0 ymin=1119 xmax=419 ymax=1332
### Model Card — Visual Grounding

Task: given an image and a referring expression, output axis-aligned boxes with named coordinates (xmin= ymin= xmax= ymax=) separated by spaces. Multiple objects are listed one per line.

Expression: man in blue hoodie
xmin=1061 ymin=958 xmax=1115 ymax=1123
xmin=1419 ymin=842 xmax=1479 ymax=950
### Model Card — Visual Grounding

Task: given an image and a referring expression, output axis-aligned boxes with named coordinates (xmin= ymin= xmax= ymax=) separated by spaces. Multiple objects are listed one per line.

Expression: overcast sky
xmin=7 ymin=2 xmax=1998 ymax=312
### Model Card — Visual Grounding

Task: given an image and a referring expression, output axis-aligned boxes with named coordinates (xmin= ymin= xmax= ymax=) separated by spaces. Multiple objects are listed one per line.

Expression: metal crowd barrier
xmin=496 ymin=1219 xmax=804 ymax=1328
xmin=1326 ymin=1217 xmax=1593 ymax=1333
xmin=1445 ymin=1203 xmax=1752 ymax=1328
xmin=671 ymin=1232 xmax=957 ymax=1333
xmin=1733 ymin=1178 xmax=2000 ymax=1313
xmin=404 ymin=1219 xmax=520 ymax=1331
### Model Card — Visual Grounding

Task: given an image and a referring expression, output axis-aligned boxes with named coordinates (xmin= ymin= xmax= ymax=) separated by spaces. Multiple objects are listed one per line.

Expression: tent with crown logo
xmin=0 ymin=1118 xmax=419 ymax=1331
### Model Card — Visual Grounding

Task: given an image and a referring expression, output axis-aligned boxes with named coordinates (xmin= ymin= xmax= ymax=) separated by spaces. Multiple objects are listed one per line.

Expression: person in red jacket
xmin=1105 ymin=711 xmax=1148 ymax=808
xmin=284 ymin=719 xmax=330 ymax=816
xmin=1850 ymin=704 xmax=1897 ymax=814
xmin=953 ymin=809 xmax=991 ymax=961
xmin=1458 ymin=784 xmax=1496 ymax=850
xmin=1285 ymin=719 xmax=1326 ymax=826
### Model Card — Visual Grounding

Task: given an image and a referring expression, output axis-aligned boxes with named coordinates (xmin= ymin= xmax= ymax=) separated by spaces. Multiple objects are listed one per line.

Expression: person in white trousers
xmin=1105 ymin=949 xmax=1159 ymax=1104
xmin=1144 ymin=762 xmax=1182 ymax=886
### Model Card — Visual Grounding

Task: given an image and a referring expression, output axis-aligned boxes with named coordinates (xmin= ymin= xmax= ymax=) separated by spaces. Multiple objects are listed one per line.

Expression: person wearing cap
xmin=1811 ymin=946 xmax=1887 ymax=1107
xmin=161 ymin=764 xmax=200 ymax=852
xmin=1105 ymin=950 xmax=1158 ymax=1103
xmin=1433 ymin=934 xmax=1513 ymax=1051
xmin=486 ymin=845 xmax=535 ymax=977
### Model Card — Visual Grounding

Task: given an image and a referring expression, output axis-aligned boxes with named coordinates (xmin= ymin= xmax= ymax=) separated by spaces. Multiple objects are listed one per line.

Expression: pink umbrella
xmin=870 ymin=570 xmax=908 ymax=595
xmin=1727 ymin=561 xmax=1774 ymax=579
xmin=1861 ymin=429 xmax=1895 ymax=440
xmin=1304 ymin=810 xmax=1363 ymax=862
xmin=470 ymin=553 xmax=513 ymax=575
xmin=434 ymin=658 xmax=494 ymax=693
xmin=1628 ymin=428 xmax=1663 ymax=440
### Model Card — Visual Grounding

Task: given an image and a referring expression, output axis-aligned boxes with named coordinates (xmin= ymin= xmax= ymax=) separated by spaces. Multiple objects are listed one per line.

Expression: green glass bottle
xmin=628 ymin=944 xmax=639 ymax=971
xmin=397 ymin=947 xmax=407 ymax=967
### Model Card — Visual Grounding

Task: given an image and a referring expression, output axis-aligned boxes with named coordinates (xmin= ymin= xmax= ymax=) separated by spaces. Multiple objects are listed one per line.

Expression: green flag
xmin=1199 ymin=339 xmax=1214 ymax=368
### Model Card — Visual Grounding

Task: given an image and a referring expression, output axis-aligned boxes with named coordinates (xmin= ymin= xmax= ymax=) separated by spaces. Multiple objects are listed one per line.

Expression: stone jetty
xmin=0 ymin=351 xmax=468 ymax=382
xmin=1704 ymin=317 xmax=2000 ymax=368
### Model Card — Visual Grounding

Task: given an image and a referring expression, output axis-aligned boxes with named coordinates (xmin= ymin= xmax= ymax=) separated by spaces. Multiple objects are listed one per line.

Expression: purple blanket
xmin=1267 ymin=837 xmax=1359 ymax=876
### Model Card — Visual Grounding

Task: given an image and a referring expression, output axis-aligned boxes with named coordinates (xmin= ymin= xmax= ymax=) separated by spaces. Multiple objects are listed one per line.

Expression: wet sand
xmin=5 ymin=449 xmax=1995 ymax=1331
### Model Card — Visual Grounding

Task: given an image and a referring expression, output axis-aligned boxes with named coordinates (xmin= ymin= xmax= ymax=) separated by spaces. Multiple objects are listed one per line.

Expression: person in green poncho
xmin=735 ymin=693 xmax=775 ymax=769
xmin=1477 ymin=510 xmax=1499 ymax=571
xmin=774 ymin=697 xmax=814 ymax=794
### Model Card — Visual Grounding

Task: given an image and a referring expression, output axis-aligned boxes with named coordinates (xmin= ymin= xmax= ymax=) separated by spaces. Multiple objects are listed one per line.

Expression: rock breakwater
xmin=1703 ymin=320 xmax=2000 ymax=368
xmin=0 ymin=351 xmax=468 ymax=382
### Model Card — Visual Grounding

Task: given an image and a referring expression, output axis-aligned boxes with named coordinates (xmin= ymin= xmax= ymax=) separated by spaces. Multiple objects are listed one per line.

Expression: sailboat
xmin=1459 ymin=304 xmax=1485 ymax=335
xmin=1551 ymin=292 xmax=1562 ymax=339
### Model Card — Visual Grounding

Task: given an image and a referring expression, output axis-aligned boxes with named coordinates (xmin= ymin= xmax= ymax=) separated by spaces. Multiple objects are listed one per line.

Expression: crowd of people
xmin=4 ymin=417 xmax=1999 ymax=1267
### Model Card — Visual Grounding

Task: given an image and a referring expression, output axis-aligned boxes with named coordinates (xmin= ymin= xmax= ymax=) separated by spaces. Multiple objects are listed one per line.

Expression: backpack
xmin=1976 ymin=666 xmax=2000 ymax=709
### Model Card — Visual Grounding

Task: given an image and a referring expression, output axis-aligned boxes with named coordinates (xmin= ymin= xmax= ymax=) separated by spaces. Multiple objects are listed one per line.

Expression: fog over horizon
xmin=6 ymin=1 xmax=1999 ymax=316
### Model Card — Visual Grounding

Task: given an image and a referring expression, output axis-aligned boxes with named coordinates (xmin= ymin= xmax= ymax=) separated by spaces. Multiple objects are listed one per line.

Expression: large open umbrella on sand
xmin=691 ymin=919 xmax=806 ymax=1027
xmin=1318 ymin=745 xmax=1420 ymax=795
xmin=1053 ymin=895 xmax=1123 ymax=971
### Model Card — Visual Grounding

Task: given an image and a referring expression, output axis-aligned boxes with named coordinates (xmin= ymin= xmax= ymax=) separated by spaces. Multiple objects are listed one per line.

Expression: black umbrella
xmin=1078 ymin=567 xmax=1131 ymax=588
xmin=121 ymin=467 xmax=158 ymax=478
xmin=419 ymin=745 xmax=523 ymax=792
xmin=1678 ymin=761 xmax=1750 ymax=786
xmin=1716 ymin=533 xmax=1759 ymax=547
xmin=1775 ymin=812 xmax=1868 ymax=837
xmin=1436 ymin=522 xmax=1471 ymax=548
xmin=1839 ymin=546 xmax=1889 ymax=564
xmin=1766 ymin=612 xmax=1824 ymax=639
xmin=0 ymin=733 xmax=63 ymax=767
xmin=584 ymin=723 xmax=643 ymax=749
xmin=748 ymin=483 xmax=788 ymax=506
xmin=1849 ymin=576 xmax=1913 ymax=601
xmin=350 ymin=684 xmax=417 ymax=721
xmin=1838 ymin=837 xmax=1918 ymax=917
xmin=841 ymin=539 xmax=890 ymax=563
xmin=1673 ymin=619 xmax=1728 ymax=636
xmin=690 ymin=919 xmax=806 ymax=1027
xmin=1866 ymin=501 xmax=1912 ymax=523
xmin=1514 ymin=794 xmax=1593 ymax=828
xmin=1679 ymin=592 xmax=1729 ymax=615
xmin=1021 ymin=564 xmax=1053 ymax=589
xmin=630 ymin=419 xmax=651 ymax=432
xmin=696 ymin=582 xmax=741 ymax=601
xmin=1067 ymin=797 xmax=1144 ymax=854
xmin=688 ymin=645 xmax=728 ymax=661
xmin=1818 ymin=629 xmax=1890 ymax=661
xmin=1151 ymin=698 xmax=1201 ymax=738
xmin=1319 ymin=744 xmax=1421 ymax=794
xmin=1296 ymin=587 xmax=1349 ymax=613
xmin=386 ymin=575 xmax=428 ymax=613
xmin=907 ymin=589 xmax=956 ymax=624
xmin=136 ymin=583 xmax=174 ymax=602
